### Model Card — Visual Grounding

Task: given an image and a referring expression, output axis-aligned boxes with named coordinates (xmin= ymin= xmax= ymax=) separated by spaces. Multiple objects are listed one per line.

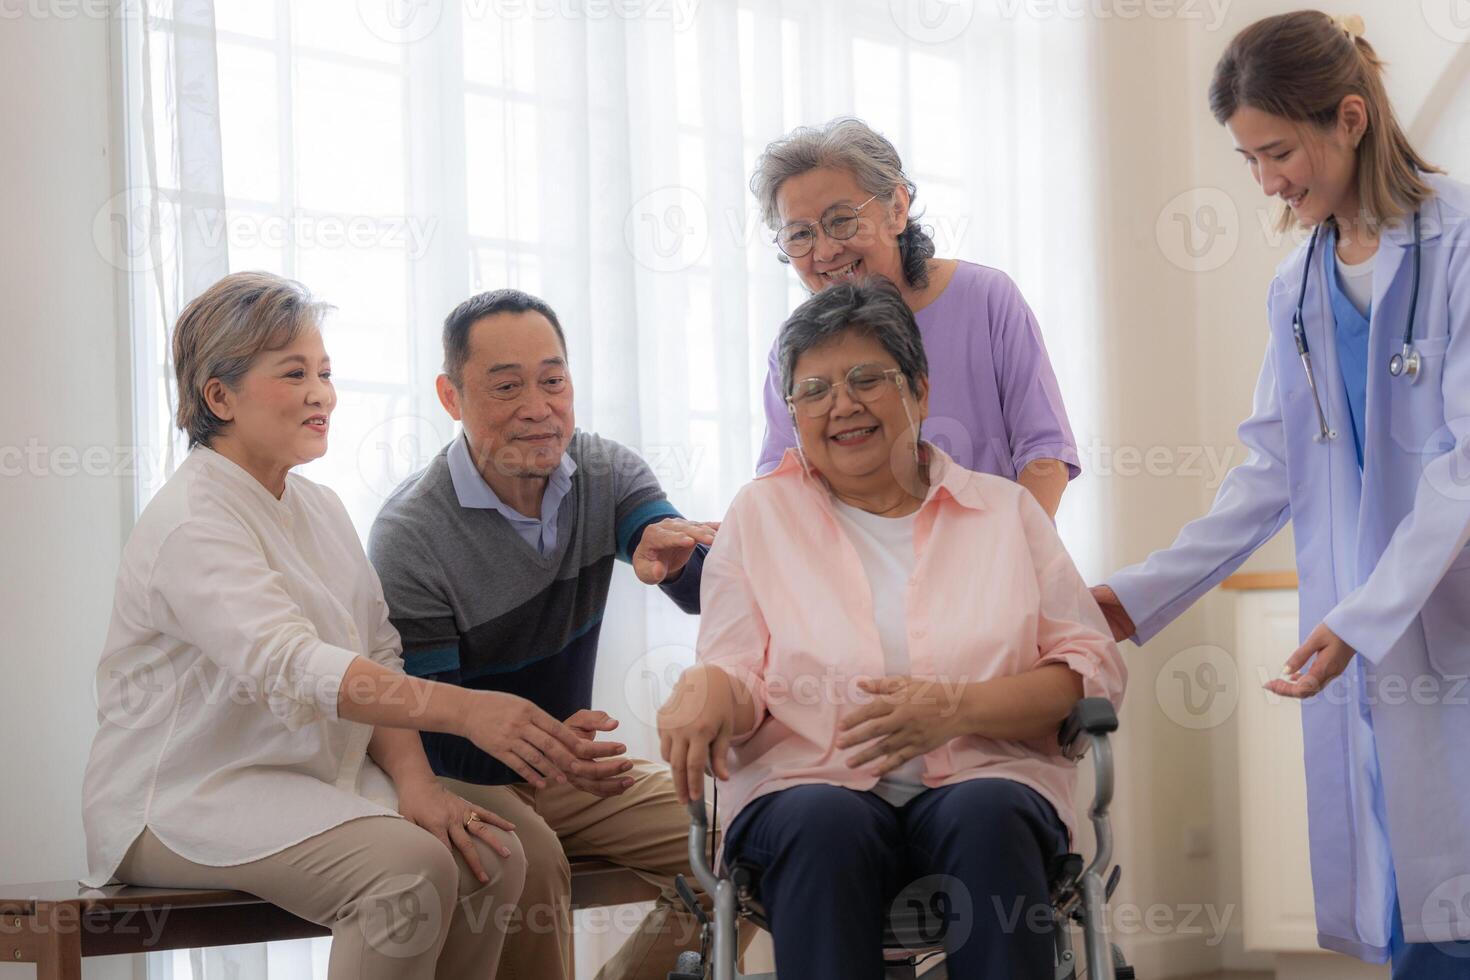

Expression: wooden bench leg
xmin=32 ymin=905 xmax=81 ymax=980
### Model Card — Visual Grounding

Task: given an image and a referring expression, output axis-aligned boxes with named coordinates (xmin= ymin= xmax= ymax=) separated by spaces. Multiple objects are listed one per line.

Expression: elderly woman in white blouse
xmin=82 ymin=271 xmax=628 ymax=980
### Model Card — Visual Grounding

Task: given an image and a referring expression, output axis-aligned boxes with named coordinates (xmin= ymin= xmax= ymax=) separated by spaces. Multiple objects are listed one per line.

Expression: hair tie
xmin=1334 ymin=13 xmax=1365 ymax=39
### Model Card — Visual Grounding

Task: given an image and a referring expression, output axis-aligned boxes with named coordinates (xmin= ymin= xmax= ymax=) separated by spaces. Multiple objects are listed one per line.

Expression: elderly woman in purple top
xmin=752 ymin=117 xmax=1079 ymax=515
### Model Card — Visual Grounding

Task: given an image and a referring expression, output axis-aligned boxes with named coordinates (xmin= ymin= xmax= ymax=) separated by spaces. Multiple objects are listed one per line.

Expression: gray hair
xmin=750 ymin=117 xmax=936 ymax=289
xmin=172 ymin=271 xmax=331 ymax=448
xmin=778 ymin=276 xmax=928 ymax=398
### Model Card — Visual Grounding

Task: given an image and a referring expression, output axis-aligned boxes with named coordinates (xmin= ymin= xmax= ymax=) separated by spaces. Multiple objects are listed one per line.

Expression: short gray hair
xmin=777 ymin=276 xmax=928 ymax=398
xmin=172 ymin=271 xmax=330 ymax=448
xmin=750 ymin=117 xmax=936 ymax=288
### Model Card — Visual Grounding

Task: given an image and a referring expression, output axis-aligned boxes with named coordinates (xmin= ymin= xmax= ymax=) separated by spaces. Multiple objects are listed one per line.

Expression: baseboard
xmin=1115 ymin=929 xmax=1225 ymax=978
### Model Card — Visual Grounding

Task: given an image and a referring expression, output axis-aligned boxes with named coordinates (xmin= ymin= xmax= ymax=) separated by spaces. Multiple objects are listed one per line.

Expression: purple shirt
xmin=757 ymin=261 xmax=1081 ymax=479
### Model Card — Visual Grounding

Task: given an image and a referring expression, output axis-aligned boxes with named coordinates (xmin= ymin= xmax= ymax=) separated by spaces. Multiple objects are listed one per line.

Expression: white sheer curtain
xmin=113 ymin=1 xmax=1106 ymax=975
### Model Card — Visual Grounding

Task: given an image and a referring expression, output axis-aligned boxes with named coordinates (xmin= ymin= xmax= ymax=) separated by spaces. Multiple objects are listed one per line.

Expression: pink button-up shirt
xmin=697 ymin=446 xmax=1126 ymax=842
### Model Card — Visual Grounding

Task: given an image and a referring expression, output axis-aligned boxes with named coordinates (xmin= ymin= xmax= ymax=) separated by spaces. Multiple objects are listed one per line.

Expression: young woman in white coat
xmin=1093 ymin=12 xmax=1470 ymax=977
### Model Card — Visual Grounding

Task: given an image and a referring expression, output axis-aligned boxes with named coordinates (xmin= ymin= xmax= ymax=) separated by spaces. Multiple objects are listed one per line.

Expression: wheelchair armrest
xmin=1058 ymin=697 xmax=1118 ymax=760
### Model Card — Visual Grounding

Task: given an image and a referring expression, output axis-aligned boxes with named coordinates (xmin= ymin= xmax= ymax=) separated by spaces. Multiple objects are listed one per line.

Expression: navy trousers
xmin=1390 ymin=897 xmax=1470 ymax=978
xmin=722 ymin=778 xmax=1068 ymax=980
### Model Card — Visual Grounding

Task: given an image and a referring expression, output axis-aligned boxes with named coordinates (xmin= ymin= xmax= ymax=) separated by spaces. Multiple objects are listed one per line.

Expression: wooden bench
xmin=1 ymin=859 xmax=664 ymax=978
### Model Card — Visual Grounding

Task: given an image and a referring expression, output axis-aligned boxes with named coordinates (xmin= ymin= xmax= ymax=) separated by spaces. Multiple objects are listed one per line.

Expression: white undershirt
xmin=830 ymin=498 xmax=928 ymax=806
xmin=1336 ymin=249 xmax=1375 ymax=317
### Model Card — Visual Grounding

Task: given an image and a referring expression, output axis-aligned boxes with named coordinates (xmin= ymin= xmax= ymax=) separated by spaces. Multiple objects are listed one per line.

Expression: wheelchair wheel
xmin=1112 ymin=942 xmax=1136 ymax=979
xmin=667 ymin=950 xmax=703 ymax=980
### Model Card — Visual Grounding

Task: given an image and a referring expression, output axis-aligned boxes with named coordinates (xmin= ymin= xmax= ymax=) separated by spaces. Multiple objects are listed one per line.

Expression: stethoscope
xmin=1292 ymin=209 xmax=1423 ymax=442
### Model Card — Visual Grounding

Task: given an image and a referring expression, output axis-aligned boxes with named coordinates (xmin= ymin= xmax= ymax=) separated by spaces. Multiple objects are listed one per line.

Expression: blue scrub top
xmin=1328 ymin=226 xmax=1371 ymax=469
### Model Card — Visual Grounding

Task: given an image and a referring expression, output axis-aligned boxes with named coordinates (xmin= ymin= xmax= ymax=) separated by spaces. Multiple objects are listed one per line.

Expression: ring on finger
xmin=464 ymin=811 xmax=482 ymax=829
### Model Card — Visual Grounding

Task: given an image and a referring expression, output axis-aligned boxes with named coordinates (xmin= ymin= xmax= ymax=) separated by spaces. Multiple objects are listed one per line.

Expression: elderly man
xmin=369 ymin=288 xmax=717 ymax=980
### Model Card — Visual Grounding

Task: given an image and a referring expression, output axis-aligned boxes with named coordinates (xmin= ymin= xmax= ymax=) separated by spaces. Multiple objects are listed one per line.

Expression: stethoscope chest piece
xmin=1389 ymin=345 xmax=1422 ymax=383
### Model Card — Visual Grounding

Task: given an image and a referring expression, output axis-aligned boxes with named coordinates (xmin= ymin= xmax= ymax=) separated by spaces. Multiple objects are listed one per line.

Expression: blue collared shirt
xmin=447 ymin=432 xmax=578 ymax=556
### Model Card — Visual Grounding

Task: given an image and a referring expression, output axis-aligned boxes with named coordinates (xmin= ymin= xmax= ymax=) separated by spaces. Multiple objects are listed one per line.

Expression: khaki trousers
xmin=116 ymin=815 xmax=527 ymax=980
xmin=445 ymin=760 xmax=746 ymax=980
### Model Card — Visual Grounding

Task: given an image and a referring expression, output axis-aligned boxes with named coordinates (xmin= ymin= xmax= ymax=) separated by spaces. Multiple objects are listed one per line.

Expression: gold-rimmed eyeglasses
xmin=775 ymin=195 xmax=879 ymax=258
xmin=786 ymin=364 xmax=906 ymax=419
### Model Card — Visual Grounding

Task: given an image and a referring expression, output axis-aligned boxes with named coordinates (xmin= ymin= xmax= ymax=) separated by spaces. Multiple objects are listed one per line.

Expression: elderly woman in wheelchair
xmin=657 ymin=277 xmax=1128 ymax=980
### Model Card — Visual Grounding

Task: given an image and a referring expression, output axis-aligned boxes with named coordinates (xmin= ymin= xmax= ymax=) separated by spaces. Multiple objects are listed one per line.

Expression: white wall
xmin=0 ymin=4 xmax=134 ymax=978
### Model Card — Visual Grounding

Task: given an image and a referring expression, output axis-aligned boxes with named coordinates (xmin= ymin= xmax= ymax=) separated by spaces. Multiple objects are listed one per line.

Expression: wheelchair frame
xmin=671 ymin=697 xmax=1134 ymax=980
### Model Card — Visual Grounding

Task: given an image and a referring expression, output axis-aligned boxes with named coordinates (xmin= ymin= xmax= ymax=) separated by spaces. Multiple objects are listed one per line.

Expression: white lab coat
xmin=1108 ymin=172 xmax=1470 ymax=962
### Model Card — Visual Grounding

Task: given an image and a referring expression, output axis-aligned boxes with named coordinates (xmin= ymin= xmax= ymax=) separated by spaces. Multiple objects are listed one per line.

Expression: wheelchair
xmin=667 ymin=697 xmax=1135 ymax=980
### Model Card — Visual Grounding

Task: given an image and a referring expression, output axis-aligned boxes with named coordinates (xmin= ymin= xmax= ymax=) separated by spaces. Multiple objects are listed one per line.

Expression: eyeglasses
xmin=774 ymin=195 xmax=879 ymax=258
xmin=786 ymin=364 xmax=906 ymax=419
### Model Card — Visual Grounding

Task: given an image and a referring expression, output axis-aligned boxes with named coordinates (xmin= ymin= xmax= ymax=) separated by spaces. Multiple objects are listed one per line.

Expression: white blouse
xmin=82 ymin=447 xmax=404 ymax=887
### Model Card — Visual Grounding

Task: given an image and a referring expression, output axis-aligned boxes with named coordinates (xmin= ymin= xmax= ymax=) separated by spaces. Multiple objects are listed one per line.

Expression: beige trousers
xmin=445 ymin=759 xmax=747 ymax=980
xmin=116 ymin=815 xmax=527 ymax=980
